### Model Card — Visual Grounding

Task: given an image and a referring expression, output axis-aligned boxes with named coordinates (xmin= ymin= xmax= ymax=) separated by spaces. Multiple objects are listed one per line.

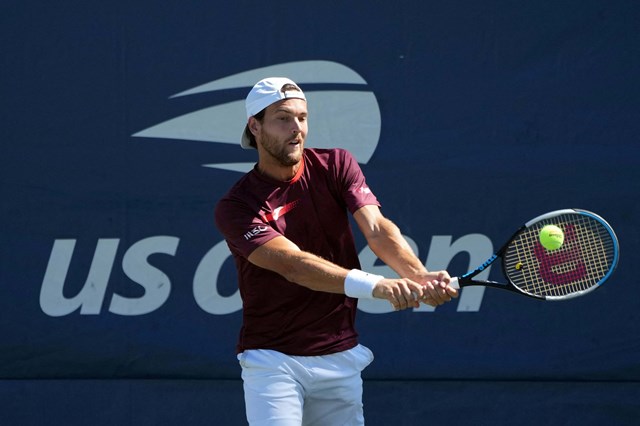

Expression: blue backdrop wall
xmin=1 ymin=1 xmax=639 ymax=424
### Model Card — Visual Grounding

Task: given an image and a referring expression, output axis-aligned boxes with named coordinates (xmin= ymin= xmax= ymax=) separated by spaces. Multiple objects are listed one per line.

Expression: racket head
xmin=501 ymin=209 xmax=619 ymax=301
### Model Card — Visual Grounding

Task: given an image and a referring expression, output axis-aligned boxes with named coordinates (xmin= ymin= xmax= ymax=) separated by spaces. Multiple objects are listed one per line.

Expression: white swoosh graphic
xmin=132 ymin=61 xmax=380 ymax=173
xmin=202 ymin=162 xmax=255 ymax=173
xmin=133 ymin=91 xmax=380 ymax=169
xmin=170 ymin=60 xmax=367 ymax=98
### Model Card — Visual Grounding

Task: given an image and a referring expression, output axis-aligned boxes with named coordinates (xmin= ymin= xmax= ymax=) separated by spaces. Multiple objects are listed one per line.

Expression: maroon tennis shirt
xmin=215 ymin=148 xmax=380 ymax=356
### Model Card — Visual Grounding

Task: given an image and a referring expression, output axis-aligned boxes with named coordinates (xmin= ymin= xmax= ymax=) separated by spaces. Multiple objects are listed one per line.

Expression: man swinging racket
xmin=215 ymin=77 xmax=458 ymax=425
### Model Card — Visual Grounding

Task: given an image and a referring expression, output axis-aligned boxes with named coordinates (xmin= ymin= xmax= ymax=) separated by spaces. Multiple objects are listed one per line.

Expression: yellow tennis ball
xmin=539 ymin=225 xmax=564 ymax=250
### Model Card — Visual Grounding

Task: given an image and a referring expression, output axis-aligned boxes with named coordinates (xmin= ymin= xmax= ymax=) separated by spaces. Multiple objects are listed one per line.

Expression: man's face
xmin=254 ymin=98 xmax=308 ymax=167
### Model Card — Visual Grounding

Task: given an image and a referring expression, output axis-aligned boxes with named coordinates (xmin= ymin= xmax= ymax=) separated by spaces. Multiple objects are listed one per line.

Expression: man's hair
xmin=244 ymin=83 xmax=302 ymax=149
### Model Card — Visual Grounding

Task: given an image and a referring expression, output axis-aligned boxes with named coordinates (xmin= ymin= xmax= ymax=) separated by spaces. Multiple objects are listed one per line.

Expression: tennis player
xmin=214 ymin=77 xmax=458 ymax=425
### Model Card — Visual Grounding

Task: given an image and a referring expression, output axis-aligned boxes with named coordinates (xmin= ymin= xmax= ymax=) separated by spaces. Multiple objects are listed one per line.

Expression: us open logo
xmin=132 ymin=60 xmax=382 ymax=171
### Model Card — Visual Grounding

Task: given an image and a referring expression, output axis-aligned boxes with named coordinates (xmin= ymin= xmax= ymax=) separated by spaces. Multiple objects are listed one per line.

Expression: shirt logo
xmin=259 ymin=200 xmax=300 ymax=222
xmin=357 ymin=185 xmax=372 ymax=194
xmin=244 ymin=226 xmax=268 ymax=241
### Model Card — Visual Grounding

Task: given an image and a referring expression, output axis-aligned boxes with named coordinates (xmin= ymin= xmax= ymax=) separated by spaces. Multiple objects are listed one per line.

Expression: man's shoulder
xmin=305 ymin=147 xmax=351 ymax=157
xmin=304 ymin=148 xmax=355 ymax=167
xmin=214 ymin=168 xmax=261 ymax=216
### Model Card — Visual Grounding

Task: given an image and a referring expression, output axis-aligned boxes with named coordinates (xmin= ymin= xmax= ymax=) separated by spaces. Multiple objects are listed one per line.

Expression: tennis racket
xmin=449 ymin=209 xmax=619 ymax=301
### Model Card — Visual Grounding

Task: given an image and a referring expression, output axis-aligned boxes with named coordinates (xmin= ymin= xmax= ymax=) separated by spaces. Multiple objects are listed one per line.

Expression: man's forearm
xmin=366 ymin=217 xmax=428 ymax=279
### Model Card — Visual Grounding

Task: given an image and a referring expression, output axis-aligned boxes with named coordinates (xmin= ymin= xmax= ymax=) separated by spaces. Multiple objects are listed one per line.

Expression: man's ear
xmin=248 ymin=117 xmax=260 ymax=136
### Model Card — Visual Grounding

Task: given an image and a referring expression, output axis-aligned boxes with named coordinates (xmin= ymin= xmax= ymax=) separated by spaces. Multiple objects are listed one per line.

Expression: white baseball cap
xmin=241 ymin=77 xmax=306 ymax=149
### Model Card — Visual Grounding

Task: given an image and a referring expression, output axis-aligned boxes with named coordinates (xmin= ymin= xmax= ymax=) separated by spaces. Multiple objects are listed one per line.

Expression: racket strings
xmin=504 ymin=213 xmax=616 ymax=299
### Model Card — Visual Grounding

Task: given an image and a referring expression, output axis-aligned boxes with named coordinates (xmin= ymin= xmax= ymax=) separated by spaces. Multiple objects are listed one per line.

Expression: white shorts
xmin=237 ymin=344 xmax=374 ymax=426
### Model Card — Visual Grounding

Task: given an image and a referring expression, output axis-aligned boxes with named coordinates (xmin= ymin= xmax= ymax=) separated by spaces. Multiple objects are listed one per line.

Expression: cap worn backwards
xmin=241 ymin=77 xmax=306 ymax=149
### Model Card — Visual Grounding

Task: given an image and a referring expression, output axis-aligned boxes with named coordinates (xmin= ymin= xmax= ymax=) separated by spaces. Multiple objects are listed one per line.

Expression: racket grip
xmin=449 ymin=277 xmax=460 ymax=290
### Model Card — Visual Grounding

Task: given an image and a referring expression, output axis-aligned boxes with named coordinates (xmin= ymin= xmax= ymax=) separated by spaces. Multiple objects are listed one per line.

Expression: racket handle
xmin=449 ymin=277 xmax=460 ymax=290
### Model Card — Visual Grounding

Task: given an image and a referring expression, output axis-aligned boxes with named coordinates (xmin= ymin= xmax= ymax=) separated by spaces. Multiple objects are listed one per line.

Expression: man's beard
xmin=259 ymin=129 xmax=303 ymax=167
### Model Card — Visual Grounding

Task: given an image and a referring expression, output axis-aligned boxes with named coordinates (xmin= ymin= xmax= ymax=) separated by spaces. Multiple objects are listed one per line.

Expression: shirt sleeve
xmin=337 ymin=149 xmax=380 ymax=214
xmin=214 ymin=197 xmax=281 ymax=259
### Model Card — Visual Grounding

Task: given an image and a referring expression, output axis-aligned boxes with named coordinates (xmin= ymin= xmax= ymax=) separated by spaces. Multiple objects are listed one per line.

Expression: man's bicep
xmin=353 ymin=204 xmax=386 ymax=239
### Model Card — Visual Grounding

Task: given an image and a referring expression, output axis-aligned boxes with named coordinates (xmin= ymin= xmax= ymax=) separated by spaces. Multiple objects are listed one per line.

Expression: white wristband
xmin=344 ymin=269 xmax=384 ymax=299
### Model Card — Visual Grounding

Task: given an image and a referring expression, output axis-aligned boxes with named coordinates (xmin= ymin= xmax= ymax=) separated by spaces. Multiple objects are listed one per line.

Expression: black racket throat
xmin=453 ymin=243 xmax=544 ymax=300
